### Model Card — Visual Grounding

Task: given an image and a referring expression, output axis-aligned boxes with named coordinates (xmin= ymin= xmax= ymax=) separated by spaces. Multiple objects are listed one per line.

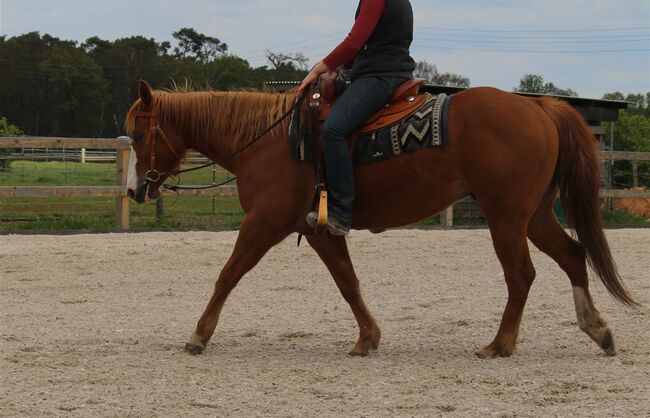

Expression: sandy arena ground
xmin=1 ymin=228 xmax=649 ymax=417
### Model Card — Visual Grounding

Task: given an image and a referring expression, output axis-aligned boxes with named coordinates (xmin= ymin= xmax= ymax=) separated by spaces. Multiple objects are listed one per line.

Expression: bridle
xmin=131 ymin=96 xmax=303 ymax=191
xmin=132 ymin=110 xmax=183 ymax=183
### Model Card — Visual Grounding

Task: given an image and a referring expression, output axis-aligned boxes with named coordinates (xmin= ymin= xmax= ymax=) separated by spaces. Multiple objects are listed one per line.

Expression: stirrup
xmin=305 ymin=212 xmax=350 ymax=236
xmin=317 ymin=189 xmax=328 ymax=226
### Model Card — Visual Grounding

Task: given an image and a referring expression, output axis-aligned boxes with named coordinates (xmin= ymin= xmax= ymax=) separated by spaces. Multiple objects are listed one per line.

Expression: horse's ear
xmin=139 ymin=79 xmax=153 ymax=108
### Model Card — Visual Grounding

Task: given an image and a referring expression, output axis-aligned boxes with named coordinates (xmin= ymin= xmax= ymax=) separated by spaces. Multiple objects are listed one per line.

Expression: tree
xmin=602 ymin=91 xmax=650 ymax=188
xmin=515 ymin=74 xmax=578 ymax=97
xmin=0 ymin=117 xmax=22 ymax=136
xmin=259 ymin=50 xmax=308 ymax=82
xmin=413 ymin=61 xmax=470 ymax=87
xmin=0 ymin=32 xmax=107 ymax=136
xmin=81 ymin=36 xmax=111 ymax=54
xmin=610 ymin=111 xmax=650 ymax=188
xmin=86 ymin=35 xmax=183 ymax=136
xmin=612 ymin=111 xmax=650 ymax=152
xmin=265 ymin=50 xmax=309 ymax=71
xmin=172 ymin=28 xmax=228 ymax=63
xmin=0 ymin=118 xmax=22 ymax=170
xmin=38 ymin=46 xmax=107 ymax=136
xmin=0 ymin=32 xmax=56 ymax=135
xmin=206 ymin=55 xmax=263 ymax=90
xmin=4 ymin=28 xmax=425 ymax=137
xmin=603 ymin=90 xmax=650 ymax=146
xmin=603 ymin=91 xmax=650 ymax=118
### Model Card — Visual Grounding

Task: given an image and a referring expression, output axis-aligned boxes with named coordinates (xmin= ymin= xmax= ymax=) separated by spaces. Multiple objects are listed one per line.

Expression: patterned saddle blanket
xmin=289 ymin=92 xmax=452 ymax=166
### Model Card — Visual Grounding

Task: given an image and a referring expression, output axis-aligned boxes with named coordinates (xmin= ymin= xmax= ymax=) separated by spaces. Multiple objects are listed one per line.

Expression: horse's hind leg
xmin=527 ymin=195 xmax=615 ymax=355
xmin=185 ymin=214 xmax=288 ymax=354
xmin=477 ymin=217 xmax=537 ymax=358
xmin=306 ymin=234 xmax=380 ymax=356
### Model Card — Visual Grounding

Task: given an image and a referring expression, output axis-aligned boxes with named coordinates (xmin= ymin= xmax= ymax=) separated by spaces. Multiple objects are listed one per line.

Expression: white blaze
xmin=126 ymin=147 xmax=138 ymax=192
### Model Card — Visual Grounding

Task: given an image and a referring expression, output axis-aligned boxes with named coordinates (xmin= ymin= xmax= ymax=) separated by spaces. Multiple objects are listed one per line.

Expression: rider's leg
xmin=320 ymin=76 xmax=406 ymax=229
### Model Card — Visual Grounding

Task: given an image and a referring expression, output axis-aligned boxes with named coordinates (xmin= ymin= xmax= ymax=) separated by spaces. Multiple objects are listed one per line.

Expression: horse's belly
xmin=352 ymin=148 xmax=466 ymax=228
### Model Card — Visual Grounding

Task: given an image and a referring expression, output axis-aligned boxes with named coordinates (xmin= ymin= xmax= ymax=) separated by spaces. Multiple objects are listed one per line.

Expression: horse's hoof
xmin=475 ymin=350 xmax=487 ymax=359
xmin=184 ymin=343 xmax=205 ymax=355
xmin=348 ymin=349 xmax=369 ymax=357
xmin=476 ymin=343 xmax=513 ymax=359
xmin=348 ymin=333 xmax=380 ymax=357
xmin=600 ymin=329 xmax=616 ymax=356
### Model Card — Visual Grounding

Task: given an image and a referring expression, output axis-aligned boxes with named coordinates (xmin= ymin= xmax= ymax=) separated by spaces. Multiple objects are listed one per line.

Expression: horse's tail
xmin=538 ymin=97 xmax=637 ymax=306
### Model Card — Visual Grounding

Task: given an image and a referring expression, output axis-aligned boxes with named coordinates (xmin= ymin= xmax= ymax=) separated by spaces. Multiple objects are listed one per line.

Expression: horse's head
xmin=125 ymin=80 xmax=185 ymax=203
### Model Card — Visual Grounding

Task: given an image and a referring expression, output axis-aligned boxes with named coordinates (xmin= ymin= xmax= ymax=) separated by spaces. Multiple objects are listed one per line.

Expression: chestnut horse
xmin=126 ymin=80 xmax=635 ymax=358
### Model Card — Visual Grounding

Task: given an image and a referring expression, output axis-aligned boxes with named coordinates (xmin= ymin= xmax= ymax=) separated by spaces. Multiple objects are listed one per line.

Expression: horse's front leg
xmin=185 ymin=213 xmax=289 ymax=354
xmin=306 ymin=234 xmax=380 ymax=356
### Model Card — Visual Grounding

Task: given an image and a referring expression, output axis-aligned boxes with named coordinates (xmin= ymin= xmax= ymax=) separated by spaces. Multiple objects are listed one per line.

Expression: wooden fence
xmin=0 ymin=137 xmax=235 ymax=229
xmin=2 ymin=149 xmax=212 ymax=164
xmin=1 ymin=136 xmax=649 ymax=229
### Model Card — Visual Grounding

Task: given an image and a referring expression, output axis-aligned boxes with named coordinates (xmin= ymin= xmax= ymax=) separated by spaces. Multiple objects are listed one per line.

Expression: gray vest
xmin=350 ymin=0 xmax=416 ymax=80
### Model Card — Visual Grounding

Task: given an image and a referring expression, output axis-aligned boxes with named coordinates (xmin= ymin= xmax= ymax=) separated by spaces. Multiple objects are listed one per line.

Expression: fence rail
xmin=600 ymin=189 xmax=650 ymax=198
xmin=4 ymin=149 xmax=117 ymax=163
xmin=1 ymin=136 xmax=132 ymax=229
xmin=598 ymin=150 xmax=649 ymax=161
xmin=1 ymin=136 xmax=649 ymax=229
xmin=3 ymin=149 xmax=208 ymax=164
xmin=0 ymin=136 xmax=131 ymax=150
xmin=0 ymin=186 xmax=124 ymax=197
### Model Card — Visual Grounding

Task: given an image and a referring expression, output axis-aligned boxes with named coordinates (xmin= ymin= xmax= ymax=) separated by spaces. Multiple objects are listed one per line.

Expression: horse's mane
xmin=126 ymin=89 xmax=296 ymax=150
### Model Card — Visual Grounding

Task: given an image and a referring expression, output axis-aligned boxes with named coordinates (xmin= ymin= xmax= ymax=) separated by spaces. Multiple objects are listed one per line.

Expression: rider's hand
xmin=297 ymin=61 xmax=330 ymax=95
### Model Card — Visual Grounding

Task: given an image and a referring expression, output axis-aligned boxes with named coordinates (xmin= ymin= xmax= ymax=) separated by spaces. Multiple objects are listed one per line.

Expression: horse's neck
xmin=189 ymin=134 xmax=239 ymax=174
xmin=175 ymin=92 xmax=292 ymax=174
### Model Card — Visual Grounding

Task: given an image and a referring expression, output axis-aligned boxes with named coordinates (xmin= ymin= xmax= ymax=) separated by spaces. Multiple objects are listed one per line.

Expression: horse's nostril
xmin=127 ymin=189 xmax=135 ymax=199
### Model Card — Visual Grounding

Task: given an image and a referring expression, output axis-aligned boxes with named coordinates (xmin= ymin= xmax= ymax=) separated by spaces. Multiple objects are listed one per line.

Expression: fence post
xmin=440 ymin=205 xmax=454 ymax=228
xmin=606 ymin=123 xmax=614 ymax=211
xmin=156 ymin=197 xmax=164 ymax=222
xmin=115 ymin=148 xmax=130 ymax=230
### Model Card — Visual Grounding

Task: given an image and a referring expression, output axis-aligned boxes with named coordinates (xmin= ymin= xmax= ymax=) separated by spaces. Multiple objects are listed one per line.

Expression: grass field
xmin=0 ymin=160 xmax=646 ymax=232
xmin=0 ymin=160 xmax=233 ymax=186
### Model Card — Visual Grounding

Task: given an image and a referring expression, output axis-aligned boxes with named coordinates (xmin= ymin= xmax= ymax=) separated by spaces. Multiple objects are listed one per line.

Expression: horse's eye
xmin=133 ymin=134 xmax=144 ymax=143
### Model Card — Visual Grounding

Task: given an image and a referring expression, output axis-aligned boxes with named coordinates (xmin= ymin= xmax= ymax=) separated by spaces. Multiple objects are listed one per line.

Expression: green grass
xmin=0 ymin=160 xmax=242 ymax=232
xmin=601 ymin=208 xmax=647 ymax=225
xmin=0 ymin=195 xmax=245 ymax=232
xmin=554 ymin=199 xmax=647 ymax=226
xmin=0 ymin=160 xmax=233 ymax=186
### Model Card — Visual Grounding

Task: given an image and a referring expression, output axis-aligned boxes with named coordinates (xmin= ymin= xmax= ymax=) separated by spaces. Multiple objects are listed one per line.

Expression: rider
xmin=299 ymin=0 xmax=416 ymax=235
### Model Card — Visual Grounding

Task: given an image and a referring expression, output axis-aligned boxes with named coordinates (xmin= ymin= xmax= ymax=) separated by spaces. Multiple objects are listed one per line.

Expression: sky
xmin=1 ymin=0 xmax=648 ymax=98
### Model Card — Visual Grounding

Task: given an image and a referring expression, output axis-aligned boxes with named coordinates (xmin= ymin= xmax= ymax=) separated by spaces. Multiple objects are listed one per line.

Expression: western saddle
xmin=304 ymin=74 xmax=429 ymax=230
xmin=313 ymin=72 xmax=428 ymax=133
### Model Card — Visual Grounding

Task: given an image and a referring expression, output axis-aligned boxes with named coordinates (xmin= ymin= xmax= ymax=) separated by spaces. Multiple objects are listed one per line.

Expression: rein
xmin=134 ymin=96 xmax=302 ymax=191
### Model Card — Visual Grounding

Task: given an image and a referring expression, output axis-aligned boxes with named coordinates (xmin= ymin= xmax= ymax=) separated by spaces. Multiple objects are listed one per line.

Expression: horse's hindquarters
xmin=351 ymin=87 xmax=560 ymax=230
xmin=451 ymin=88 xmax=559 ymax=217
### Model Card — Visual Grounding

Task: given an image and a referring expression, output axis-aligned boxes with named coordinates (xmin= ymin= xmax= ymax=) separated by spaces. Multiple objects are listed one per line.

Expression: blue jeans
xmin=322 ymin=76 xmax=407 ymax=225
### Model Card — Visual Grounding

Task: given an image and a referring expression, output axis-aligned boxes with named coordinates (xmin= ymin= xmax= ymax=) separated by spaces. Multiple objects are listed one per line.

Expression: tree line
xmin=0 ymin=29 xmax=312 ymax=138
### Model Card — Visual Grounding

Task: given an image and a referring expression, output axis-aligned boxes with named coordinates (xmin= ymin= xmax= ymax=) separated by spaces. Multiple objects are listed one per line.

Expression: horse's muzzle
xmin=128 ymin=181 xmax=161 ymax=203
xmin=128 ymin=181 xmax=148 ymax=203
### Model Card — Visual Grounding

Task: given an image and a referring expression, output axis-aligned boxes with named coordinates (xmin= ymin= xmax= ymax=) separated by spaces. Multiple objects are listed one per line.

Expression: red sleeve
xmin=322 ymin=0 xmax=385 ymax=71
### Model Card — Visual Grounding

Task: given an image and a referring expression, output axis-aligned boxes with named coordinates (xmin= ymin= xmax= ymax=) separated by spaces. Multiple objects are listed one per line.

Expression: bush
xmin=0 ymin=117 xmax=22 ymax=170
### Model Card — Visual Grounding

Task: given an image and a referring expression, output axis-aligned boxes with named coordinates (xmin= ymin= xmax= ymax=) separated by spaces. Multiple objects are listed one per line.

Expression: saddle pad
xmin=288 ymin=93 xmax=452 ymax=166
xmin=354 ymin=93 xmax=451 ymax=165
